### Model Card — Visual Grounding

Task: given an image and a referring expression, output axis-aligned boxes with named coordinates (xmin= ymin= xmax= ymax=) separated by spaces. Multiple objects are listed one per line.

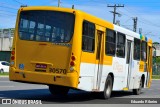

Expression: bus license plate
xmin=35 ymin=64 xmax=47 ymax=69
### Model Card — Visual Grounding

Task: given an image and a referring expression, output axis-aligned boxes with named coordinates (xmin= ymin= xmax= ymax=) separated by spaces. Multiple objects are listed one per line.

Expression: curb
xmin=0 ymin=76 xmax=9 ymax=78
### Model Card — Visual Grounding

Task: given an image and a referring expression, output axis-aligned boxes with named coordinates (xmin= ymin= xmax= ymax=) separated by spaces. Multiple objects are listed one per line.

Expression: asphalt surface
xmin=0 ymin=77 xmax=159 ymax=104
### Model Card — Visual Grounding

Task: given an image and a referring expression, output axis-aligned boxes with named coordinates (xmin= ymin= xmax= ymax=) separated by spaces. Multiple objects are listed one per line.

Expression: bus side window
xmin=105 ymin=29 xmax=116 ymax=56
xmin=45 ymin=25 xmax=52 ymax=42
xmin=116 ymin=32 xmax=126 ymax=58
xmin=141 ymin=41 xmax=147 ymax=61
xmin=36 ymin=23 xmax=45 ymax=41
xmin=134 ymin=38 xmax=141 ymax=60
xmin=82 ymin=21 xmax=95 ymax=52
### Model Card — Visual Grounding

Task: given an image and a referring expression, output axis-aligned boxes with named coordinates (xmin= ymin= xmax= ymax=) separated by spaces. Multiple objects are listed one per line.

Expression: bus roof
xmin=20 ymin=6 xmax=152 ymax=42
xmin=114 ymin=25 xmax=140 ymax=39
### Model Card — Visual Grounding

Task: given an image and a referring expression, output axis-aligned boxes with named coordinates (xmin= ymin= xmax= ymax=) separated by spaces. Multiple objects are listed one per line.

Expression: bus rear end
xmin=9 ymin=7 xmax=79 ymax=94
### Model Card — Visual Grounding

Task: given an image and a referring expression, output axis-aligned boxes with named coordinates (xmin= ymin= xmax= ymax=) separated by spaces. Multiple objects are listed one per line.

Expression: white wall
xmin=153 ymin=44 xmax=160 ymax=57
xmin=0 ymin=37 xmax=13 ymax=51
xmin=155 ymin=50 xmax=160 ymax=57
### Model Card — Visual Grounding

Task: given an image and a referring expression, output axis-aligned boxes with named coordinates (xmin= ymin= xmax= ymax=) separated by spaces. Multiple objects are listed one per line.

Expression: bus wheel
xmin=49 ymin=85 xmax=69 ymax=96
xmin=100 ymin=75 xmax=113 ymax=99
xmin=133 ymin=79 xmax=142 ymax=95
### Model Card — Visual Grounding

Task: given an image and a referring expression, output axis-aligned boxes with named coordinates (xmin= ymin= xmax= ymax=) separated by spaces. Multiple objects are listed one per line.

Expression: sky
xmin=0 ymin=0 xmax=160 ymax=42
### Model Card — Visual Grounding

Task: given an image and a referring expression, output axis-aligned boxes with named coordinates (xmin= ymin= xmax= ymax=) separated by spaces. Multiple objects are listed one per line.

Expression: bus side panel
xmin=133 ymin=72 xmax=142 ymax=89
xmin=100 ymin=57 xmax=127 ymax=91
xmin=78 ymin=63 xmax=95 ymax=91
xmin=112 ymin=57 xmax=127 ymax=90
xmin=143 ymin=72 xmax=148 ymax=88
xmin=99 ymin=65 xmax=112 ymax=91
xmin=133 ymin=60 xmax=147 ymax=89
xmin=130 ymin=60 xmax=139 ymax=89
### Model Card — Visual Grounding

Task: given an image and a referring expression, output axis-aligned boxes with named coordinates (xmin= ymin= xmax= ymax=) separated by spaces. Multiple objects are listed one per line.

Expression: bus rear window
xmin=18 ymin=10 xmax=75 ymax=43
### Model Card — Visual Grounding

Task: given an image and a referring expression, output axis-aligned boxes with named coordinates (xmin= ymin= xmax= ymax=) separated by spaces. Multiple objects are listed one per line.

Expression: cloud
xmin=0 ymin=16 xmax=16 ymax=28
xmin=117 ymin=6 xmax=160 ymax=42
xmin=61 ymin=3 xmax=113 ymax=22
xmin=61 ymin=2 xmax=160 ymax=42
xmin=1 ymin=0 xmax=159 ymax=42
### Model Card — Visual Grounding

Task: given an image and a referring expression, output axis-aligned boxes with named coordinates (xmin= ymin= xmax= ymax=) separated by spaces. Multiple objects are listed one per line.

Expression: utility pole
xmin=107 ymin=4 xmax=124 ymax=24
xmin=72 ymin=5 xmax=74 ymax=9
xmin=58 ymin=0 xmax=61 ymax=7
xmin=139 ymin=28 xmax=142 ymax=34
xmin=133 ymin=17 xmax=138 ymax=32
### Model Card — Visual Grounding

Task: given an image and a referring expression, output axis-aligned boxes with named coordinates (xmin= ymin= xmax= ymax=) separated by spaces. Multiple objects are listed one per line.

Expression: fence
xmin=153 ymin=64 xmax=160 ymax=75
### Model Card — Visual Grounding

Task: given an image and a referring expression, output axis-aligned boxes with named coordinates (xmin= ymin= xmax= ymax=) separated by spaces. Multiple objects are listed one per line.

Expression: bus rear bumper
xmin=9 ymin=67 xmax=78 ymax=88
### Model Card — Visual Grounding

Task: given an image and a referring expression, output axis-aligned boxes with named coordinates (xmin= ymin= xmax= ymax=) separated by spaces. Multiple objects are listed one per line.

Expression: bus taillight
xmin=70 ymin=55 xmax=76 ymax=71
xmin=10 ymin=50 xmax=15 ymax=66
xmin=71 ymin=56 xmax=76 ymax=61
xmin=11 ymin=51 xmax=15 ymax=55
xmin=70 ymin=61 xmax=75 ymax=66
xmin=11 ymin=56 xmax=15 ymax=60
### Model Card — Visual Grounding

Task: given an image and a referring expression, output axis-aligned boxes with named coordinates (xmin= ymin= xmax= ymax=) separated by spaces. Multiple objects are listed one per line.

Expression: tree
xmin=153 ymin=42 xmax=159 ymax=44
xmin=156 ymin=57 xmax=160 ymax=64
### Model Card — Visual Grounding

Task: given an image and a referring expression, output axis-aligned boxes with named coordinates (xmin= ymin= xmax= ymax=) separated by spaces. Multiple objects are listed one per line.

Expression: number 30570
xmin=49 ymin=68 xmax=67 ymax=74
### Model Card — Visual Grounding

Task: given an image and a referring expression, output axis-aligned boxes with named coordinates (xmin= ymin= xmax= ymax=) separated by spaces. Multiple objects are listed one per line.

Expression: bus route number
xmin=49 ymin=68 xmax=67 ymax=74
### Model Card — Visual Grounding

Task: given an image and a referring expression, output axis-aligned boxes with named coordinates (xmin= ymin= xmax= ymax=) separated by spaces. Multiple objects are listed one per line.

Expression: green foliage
xmin=152 ymin=75 xmax=160 ymax=79
xmin=156 ymin=57 xmax=160 ymax=64
xmin=153 ymin=42 xmax=159 ymax=44
xmin=0 ymin=72 xmax=9 ymax=76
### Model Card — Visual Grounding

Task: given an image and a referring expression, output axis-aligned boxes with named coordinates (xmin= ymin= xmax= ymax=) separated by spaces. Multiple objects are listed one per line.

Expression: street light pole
xmin=58 ymin=0 xmax=60 ymax=7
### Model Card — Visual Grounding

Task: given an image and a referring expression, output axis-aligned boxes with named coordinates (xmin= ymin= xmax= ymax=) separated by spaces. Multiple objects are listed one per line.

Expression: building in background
xmin=153 ymin=43 xmax=160 ymax=75
xmin=0 ymin=28 xmax=14 ymax=62
xmin=153 ymin=43 xmax=160 ymax=57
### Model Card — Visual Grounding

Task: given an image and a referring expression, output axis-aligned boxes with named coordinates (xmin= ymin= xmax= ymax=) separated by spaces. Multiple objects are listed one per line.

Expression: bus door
xmin=146 ymin=46 xmax=152 ymax=87
xmin=126 ymin=40 xmax=134 ymax=89
xmin=94 ymin=30 xmax=104 ymax=90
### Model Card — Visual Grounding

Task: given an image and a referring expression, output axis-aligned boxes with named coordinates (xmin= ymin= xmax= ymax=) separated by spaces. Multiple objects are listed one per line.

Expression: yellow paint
xmin=148 ymin=39 xmax=153 ymax=47
xmin=9 ymin=6 xmax=153 ymax=90
xmin=139 ymin=61 xmax=145 ymax=72
xmin=148 ymin=39 xmax=152 ymax=43
xmin=9 ymin=6 xmax=114 ymax=89
xmin=147 ymin=43 xmax=153 ymax=88
xmin=81 ymin=22 xmax=113 ymax=65
xmin=142 ymin=35 xmax=145 ymax=40
xmin=103 ymin=56 xmax=113 ymax=65
xmin=123 ymin=87 xmax=129 ymax=91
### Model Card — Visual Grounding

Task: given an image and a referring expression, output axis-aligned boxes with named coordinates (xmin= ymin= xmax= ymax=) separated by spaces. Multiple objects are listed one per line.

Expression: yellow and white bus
xmin=9 ymin=6 xmax=153 ymax=99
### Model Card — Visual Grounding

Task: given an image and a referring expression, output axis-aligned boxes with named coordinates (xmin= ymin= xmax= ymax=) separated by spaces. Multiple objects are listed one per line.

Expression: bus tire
xmin=49 ymin=85 xmax=69 ymax=96
xmin=133 ymin=79 xmax=142 ymax=95
xmin=100 ymin=75 xmax=113 ymax=99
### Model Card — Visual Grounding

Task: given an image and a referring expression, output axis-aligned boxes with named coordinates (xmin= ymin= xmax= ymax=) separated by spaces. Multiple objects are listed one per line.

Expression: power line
xmin=0 ymin=10 xmax=16 ymax=14
xmin=123 ymin=7 xmax=160 ymax=28
xmin=107 ymin=4 xmax=124 ymax=24
xmin=139 ymin=20 xmax=160 ymax=28
xmin=121 ymin=25 xmax=133 ymax=26
xmin=0 ymin=13 xmax=16 ymax=16
xmin=119 ymin=6 xmax=160 ymax=36
xmin=0 ymin=5 xmax=18 ymax=10
xmin=0 ymin=12 xmax=15 ymax=15
xmin=12 ymin=0 xmax=24 ymax=5
xmin=121 ymin=25 xmax=133 ymax=31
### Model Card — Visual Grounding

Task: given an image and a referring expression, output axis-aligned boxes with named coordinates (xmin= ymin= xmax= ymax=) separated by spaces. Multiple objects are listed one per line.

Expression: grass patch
xmin=0 ymin=72 xmax=9 ymax=76
xmin=152 ymin=75 xmax=160 ymax=79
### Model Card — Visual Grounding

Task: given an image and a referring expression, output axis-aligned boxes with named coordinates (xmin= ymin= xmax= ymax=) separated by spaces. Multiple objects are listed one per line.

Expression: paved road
xmin=0 ymin=77 xmax=159 ymax=104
